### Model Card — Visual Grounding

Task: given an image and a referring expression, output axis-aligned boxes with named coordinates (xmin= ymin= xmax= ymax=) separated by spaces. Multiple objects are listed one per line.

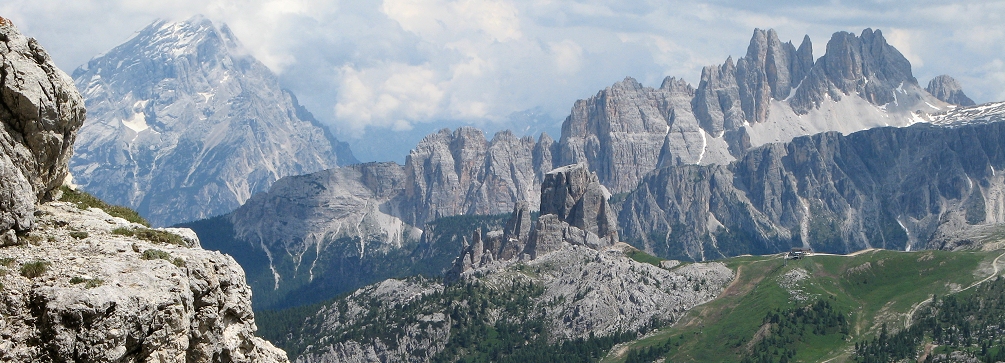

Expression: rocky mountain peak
xmin=659 ymin=76 xmax=694 ymax=94
xmin=790 ymin=28 xmax=917 ymax=113
xmin=70 ymin=17 xmax=354 ymax=226
xmin=693 ymin=56 xmax=744 ymax=135
xmin=926 ymin=75 xmax=976 ymax=106
xmin=797 ymin=34 xmax=813 ymax=60
xmin=0 ymin=17 xmax=84 ymax=243
xmin=829 ymin=28 xmax=915 ymax=88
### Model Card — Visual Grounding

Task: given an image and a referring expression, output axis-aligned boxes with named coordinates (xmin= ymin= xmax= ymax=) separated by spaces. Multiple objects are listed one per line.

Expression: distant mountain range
xmin=70 ymin=16 xmax=357 ymax=226
xmin=175 ymin=26 xmax=998 ymax=312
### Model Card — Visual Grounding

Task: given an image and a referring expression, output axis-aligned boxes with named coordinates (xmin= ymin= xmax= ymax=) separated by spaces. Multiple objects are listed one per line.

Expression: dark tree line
xmin=741 ymin=298 xmax=849 ymax=363
xmin=855 ymin=276 xmax=1005 ymax=363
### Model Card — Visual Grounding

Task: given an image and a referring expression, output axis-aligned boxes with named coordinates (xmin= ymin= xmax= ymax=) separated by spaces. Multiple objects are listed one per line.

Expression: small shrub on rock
xmin=19 ymin=233 xmax=43 ymax=245
xmin=20 ymin=260 xmax=49 ymax=278
xmin=70 ymin=276 xmax=104 ymax=288
xmin=59 ymin=186 xmax=149 ymax=226
xmin=141 ymin=249 xmax=172 ymax=261
xmin=0 ymin=257 xmax=14 ymax=267
xmin=114 ymin=227 xmax=186 ymax=246
xmin=69 ymin=231 xmax=89 ymax=239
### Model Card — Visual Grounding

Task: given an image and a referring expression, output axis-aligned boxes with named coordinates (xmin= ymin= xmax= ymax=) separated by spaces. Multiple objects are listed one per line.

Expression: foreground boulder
xmin=0 ymin=203 xmax=289 ymax=362
xmin=0 ymin=16 xmax=84 ymax=243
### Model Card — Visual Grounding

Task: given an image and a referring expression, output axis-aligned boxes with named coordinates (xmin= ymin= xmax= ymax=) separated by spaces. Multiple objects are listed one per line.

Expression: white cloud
xmin=334 ymin=63 xmax=445 ymax=131
xmin=549 ymin=40 xmax=583 ymax=75
xmin=886 ymin=28 xmax=923 ymax=68
xmin=382 ymin=0 xmax=522 ymax=42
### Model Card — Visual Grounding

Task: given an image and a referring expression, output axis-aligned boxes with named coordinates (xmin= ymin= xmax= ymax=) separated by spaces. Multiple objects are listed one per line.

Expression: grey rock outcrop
xmin=693 ymin=57 xmax=745 ymax=136
xmin=617 ymin=106 xmax=1005 ymax=260
xmin=292 ymin=245 xmax=733 ymax=363
xmin=444 ymin=201 xmax=531 ymax=283
xmin=734 ymin=29 xmax=813 ymax=124
xmin=535 ymin=163 xmax=617 ymax=247
xmin=447 ymin=163 xmax=619 ymax=279
xmin=0 ymin=17 xmax=84 ymax=239
xmin=504 ymin=201 xmax=532 ymax=244
xmin=692 ymin=29 xmax=814 ymax=136
xmin=926 ymin=75 xmax=976 ymax=106
xmin=70 ymin=16 xmax=355 ymax=226
xmin=0 ymin=203 xmax=288 ymax=363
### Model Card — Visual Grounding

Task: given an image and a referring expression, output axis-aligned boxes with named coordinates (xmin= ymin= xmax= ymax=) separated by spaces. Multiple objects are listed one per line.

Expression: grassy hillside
xmin=604 ymin=249 xmax=1004 ymax=363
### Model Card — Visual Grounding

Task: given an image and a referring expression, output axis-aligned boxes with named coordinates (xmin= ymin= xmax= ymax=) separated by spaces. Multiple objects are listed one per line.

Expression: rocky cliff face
xmin=558 ymin=77 xmax=732 ymax=194
xmin=617 ymin=103 xmax=1005 ymax=260
xmin=529 ymin=163 xmax=618 ymax=255
xmin=401 ymin=127 xmax=553 ymax=225
xmin=558 ymin=28 xmax=947 ymax=194
xmin=70 ymin=16 xmax=356 ymax=226
xmin=0 ymin=18 xmax=287 ymax=362
xmin=0 ymin=203 xmax=288 ymax=363
xmin=0 ymin=17 xmax=84 ymax=244
xmin=926 ymin=75 xmax=976 ymax=106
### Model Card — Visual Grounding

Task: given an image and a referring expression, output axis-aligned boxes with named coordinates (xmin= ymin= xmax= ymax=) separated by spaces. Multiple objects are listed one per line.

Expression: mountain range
xmin=173 ymin=26 xmax=991 ymax=310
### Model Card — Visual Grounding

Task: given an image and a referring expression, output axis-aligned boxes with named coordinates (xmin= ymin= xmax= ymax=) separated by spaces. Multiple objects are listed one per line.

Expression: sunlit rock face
xmin=70 ymin=16 xmax=355 ymax=226
xmin=0 ymin=16 xmax=84 ymax=243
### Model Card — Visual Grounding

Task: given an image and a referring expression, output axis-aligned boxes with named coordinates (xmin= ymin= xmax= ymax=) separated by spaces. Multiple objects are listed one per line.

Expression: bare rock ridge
xmin=189 ymin=26 xmax=980 ymax=309
xmin=617 ymin=102 xmax=1005 ymax=260
xmin=558 ymin=28 xmax=955 ymax=194
xmin=70 ymin=16 xmax=355 ymax=226
xmin=447 ymin=163 xmax=617 ymax=281
xmin=0 ymin=16 xmax=84 ymax=244
xmin=694 ymin=29 xmax=814 ymax=132
xmin=926 ymin=75 xmax=976 ymax=106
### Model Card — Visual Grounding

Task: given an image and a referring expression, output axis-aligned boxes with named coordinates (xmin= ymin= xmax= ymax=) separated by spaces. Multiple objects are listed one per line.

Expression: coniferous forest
xmin=855 ymin=276 xmax=1005 ymax=363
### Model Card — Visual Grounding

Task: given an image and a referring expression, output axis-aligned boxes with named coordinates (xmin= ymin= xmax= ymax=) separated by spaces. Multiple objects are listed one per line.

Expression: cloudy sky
xmin=4 ymin=0 xmax=1005 ymax=151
